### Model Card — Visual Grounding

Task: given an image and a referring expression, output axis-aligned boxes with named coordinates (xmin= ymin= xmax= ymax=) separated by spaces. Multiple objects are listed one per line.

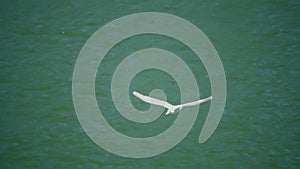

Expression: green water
xmin=1 ymin=0 xmax=299 ymax=168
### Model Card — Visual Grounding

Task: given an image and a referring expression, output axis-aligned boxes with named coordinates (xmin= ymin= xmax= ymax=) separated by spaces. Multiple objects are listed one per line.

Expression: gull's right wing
xmin=180 ymin=96 xmax=213 ymax=108
xmin=133 ymin=91 xmax=174 ymax=110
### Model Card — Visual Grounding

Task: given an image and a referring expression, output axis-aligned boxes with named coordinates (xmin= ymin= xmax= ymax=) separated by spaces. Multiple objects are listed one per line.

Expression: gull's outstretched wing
xmin=180 ymin=96 xmax=213 ymax=108
xmin=133 ymin=91 xmax=174 ymax=110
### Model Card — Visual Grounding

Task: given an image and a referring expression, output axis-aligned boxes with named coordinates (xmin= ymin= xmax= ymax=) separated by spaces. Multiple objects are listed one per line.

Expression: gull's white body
xmin=133 ymin=91 xmax=212 ymax=115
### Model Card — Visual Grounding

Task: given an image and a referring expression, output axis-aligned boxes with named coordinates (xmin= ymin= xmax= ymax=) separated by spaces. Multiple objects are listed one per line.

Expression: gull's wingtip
xmin=133 ymin=91 xmax=138 ymax=95
xmin=133 ymin=91 xmax=142 ymax=98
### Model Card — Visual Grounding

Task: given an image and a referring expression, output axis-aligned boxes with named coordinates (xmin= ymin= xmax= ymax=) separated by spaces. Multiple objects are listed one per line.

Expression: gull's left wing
xmin=133 ymin=91 xmax=174 ymax=110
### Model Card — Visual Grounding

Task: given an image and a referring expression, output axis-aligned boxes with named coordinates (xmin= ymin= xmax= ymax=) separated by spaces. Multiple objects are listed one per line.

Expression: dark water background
xmin=1 ymin=0 xmax=299 ymax=168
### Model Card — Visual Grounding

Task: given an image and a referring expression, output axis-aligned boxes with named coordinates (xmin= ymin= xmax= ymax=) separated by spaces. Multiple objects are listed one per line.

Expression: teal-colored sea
xmin=1 ymin=0 xmax=299 ymax=168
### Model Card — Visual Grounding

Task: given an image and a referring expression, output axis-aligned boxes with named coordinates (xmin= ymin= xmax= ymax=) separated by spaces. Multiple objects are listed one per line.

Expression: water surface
xmin=0 ymin=0 xmax=299 ymax=168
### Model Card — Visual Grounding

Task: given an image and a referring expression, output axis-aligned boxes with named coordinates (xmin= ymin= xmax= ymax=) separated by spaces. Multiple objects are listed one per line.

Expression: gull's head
xmin=165 ymin=109 xmax=175 ymax=115
xmin=165 ymin=110 xmax=171 ymax=115
xmin=166 ymin=106 xmax=182 ymax=115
